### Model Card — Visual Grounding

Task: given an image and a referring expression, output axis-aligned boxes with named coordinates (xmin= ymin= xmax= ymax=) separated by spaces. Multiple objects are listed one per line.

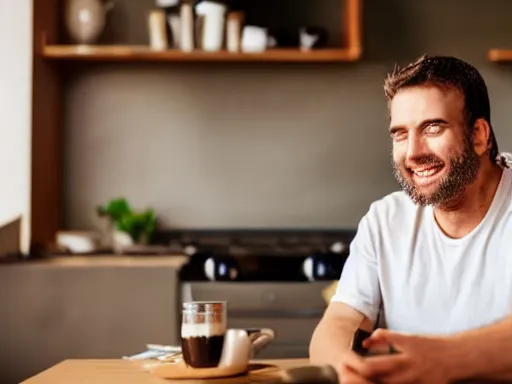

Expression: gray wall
xmin=63 ymin=0 xmax=512 ymax=231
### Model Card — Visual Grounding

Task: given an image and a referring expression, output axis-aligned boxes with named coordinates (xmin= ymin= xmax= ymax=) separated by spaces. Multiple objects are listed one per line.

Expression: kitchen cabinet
xmin=0 ymin=256 xmax=186 ymax=384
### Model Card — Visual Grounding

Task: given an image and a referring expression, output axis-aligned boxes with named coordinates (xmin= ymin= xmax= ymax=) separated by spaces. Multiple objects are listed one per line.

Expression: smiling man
xmin=309 ymin=55 xmax=512 ymax=384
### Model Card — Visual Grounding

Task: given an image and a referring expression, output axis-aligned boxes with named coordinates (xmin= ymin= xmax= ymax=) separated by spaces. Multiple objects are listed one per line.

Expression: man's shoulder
xmin=367 ymin=190 xmax=418 ymax=218
xmin=358 ymin=190 xmax=421 ymax=235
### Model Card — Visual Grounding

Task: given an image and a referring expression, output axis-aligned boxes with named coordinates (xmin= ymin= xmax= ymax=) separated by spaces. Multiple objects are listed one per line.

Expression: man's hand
xmin=345 ymin=329 xmax=456 ymax=384
xmin=339 ymin=365 xmax=374 ymax=384
xmin=337 ymin=351 xmax=374 ymax=384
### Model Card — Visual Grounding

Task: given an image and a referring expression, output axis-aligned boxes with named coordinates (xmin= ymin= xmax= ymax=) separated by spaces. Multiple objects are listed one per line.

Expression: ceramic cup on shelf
xmin=65 ymin=0 xmax=114 ymax=44
xmin=241 ymin=26 xmax=276 ymax=53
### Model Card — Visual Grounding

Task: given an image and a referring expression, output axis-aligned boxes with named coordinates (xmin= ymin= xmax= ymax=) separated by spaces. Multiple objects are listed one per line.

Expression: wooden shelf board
xmin=488 ymin=49 xmax=512 ymax=62
xmin=41 ymin=44 xmax=361 ymax=63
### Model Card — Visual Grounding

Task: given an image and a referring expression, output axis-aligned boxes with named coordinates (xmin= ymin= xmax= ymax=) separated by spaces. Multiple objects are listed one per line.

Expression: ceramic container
xmin=65 ymin=0 xmax=114 ymax=44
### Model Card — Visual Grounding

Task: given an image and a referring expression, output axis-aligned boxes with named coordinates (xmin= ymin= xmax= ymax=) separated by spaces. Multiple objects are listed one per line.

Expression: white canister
xmin=148 ymin=9 xmax=168 ymax=50
xmin=195 ymin=1 xmax=227 ymax=52
xmin=226 ymin=11 xmax=244 ymax=53
xmin=180 ymin=3 xmax=194 ymax=52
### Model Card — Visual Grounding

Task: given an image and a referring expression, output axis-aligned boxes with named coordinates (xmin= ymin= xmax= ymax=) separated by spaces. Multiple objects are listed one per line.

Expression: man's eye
xmin=425 ymin=124 xmax=442 ymax=134
xmin=390 ymin=130 xmax=407 ymax=141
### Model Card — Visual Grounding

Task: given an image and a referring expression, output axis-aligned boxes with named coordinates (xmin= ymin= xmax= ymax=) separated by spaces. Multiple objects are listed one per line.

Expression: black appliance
xmin=154 ymin=229 xmax=355 ymax=282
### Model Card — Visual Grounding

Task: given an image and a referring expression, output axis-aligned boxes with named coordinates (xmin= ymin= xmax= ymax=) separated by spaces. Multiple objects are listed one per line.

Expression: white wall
xmin=0 ymin=0 xmax=32 ymax=253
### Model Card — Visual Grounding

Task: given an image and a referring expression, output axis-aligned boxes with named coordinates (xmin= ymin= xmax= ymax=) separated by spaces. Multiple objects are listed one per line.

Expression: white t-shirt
xmin=332 ymin=168 xmax=512 ymax=335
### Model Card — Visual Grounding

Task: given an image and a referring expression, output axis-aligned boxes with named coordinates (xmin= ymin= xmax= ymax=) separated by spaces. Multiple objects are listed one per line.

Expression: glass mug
xmin=180 ymin=301 xmax=275 ymax=369
xmin=181 ymin=301 xmax=227 ymax=368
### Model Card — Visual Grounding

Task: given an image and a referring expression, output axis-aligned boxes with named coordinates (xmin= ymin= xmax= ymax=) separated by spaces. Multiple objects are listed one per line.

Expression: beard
xmin=392 ymin=138 xmax=480 ymax=207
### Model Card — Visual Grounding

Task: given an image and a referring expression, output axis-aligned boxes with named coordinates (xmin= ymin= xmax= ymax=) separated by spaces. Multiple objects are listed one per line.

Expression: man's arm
xmin=309 ymin=301 xmax=374 ymax=368
xmin=309 ymin=203 xmax=382 ymax=379
xmin=347 ymin=316 xmax=512 ymax=383
xmin=449 ymin=314 xmax=512 ymax=381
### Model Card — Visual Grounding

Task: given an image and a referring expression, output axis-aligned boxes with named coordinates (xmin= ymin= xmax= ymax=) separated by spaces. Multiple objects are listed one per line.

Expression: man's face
xmin=389 ymin=85 xmax=480 ymax=207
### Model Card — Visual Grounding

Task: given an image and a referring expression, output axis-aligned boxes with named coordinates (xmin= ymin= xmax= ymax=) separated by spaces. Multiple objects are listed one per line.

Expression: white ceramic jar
xmin=195 ymin=1 xmax=227 ymax=52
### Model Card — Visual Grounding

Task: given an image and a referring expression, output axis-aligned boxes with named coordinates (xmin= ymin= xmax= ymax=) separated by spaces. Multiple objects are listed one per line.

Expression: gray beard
xmin=392 ymin=140 xmax=480 ymax=207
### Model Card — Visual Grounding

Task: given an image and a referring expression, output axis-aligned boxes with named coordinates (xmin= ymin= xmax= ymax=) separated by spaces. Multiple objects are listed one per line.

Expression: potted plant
xmin=97 ymin=197 xmax=156 ymax=253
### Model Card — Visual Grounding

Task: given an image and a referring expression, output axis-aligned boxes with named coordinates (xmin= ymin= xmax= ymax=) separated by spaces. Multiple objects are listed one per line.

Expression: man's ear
xmin=472 ymin=118 xmax=492 ymax=156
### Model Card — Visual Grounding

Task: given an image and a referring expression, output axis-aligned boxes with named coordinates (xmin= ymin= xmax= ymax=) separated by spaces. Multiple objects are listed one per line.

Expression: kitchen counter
xmin=22 ymin=358 xmax=312 ymax=383
xmin=3 ymin=254 xmax=189 ymax=268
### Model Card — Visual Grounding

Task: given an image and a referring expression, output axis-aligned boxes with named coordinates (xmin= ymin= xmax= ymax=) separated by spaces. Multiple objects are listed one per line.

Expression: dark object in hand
xmin=352 ymin=328 xmax=372 ymax=356
xmin=352 ymin=328 xmax=399 ymax=356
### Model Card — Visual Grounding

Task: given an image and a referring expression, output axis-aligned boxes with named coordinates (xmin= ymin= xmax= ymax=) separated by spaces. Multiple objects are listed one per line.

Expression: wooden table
xmin=22 ymin=358 xmax=311 ymax=384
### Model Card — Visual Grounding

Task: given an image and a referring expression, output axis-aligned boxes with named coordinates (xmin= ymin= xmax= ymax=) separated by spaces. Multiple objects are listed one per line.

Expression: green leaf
xmin=97 ymin=198 xmax=132 ymax=221
xmin=97 ymin=198 xmax=156 ymax=244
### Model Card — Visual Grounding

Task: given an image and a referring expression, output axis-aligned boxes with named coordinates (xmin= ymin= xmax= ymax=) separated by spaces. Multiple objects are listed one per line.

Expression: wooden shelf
xmin=488 ymin=49 xmax=512 ymax=62
xmin=39 ymin=0 xmax=363 ymax=64
xmin=41 ymin=44 xmax=361 ymax=63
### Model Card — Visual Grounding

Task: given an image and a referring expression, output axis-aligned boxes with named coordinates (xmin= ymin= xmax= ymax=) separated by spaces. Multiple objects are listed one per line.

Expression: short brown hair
xmin=384 ymin=55 xmax=499 ymax=161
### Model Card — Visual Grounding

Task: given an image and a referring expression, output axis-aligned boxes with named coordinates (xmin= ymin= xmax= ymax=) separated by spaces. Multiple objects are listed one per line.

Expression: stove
xmin=154 ymin=229 xmax=356 ymax=282
xmin=154 ymin=229 xmax=357 ymax=359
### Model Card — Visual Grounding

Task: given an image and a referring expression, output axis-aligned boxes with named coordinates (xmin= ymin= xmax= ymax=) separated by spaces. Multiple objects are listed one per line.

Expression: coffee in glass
xmin=181 ymin=301 xmax=227 ymax=368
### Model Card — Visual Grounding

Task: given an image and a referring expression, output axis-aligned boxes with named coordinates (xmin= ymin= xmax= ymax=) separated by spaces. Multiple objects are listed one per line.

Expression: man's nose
xmin=406 ymin=132 xmax=426 ymax=160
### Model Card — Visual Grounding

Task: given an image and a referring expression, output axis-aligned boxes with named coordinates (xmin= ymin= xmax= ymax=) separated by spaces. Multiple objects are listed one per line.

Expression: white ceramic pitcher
xmin=65 ymin=0 xmax=114 ymax=44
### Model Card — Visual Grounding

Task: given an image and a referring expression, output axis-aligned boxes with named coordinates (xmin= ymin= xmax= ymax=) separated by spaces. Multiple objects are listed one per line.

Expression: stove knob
xmin=330 ymin=241 xmax=346 ymax=254
xmin=204 ymin=256 xmax=239 ymax=281
xmin=302 ymin=254 xmax=339 ymax=281
xmin=302 ymin=257 xmax=315 ymax=282
xmin=184 ymin=245 xmax=197 ymax=256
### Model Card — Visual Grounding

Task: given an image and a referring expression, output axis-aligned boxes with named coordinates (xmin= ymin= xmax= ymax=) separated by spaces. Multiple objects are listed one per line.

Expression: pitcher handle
xmin=246 ymin=328 xmax=275 ymax=356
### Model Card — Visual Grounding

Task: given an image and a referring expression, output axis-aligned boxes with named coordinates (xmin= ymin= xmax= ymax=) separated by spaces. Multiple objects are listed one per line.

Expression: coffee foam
xmin=181 ymin=322 xmax=226 ymax=338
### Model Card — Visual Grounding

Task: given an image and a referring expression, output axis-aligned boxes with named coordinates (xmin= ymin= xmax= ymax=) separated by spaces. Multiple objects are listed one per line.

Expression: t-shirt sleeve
xmin=331 ymin=207 xmax=382 ymax=324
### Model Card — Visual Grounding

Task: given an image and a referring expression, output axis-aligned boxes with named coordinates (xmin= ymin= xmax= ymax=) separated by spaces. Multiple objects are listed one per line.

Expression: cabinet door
xmin=0 ymin=264 xmax=182 ymax=384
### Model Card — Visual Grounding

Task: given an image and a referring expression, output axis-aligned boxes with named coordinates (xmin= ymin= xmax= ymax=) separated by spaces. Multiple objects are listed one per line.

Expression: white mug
xmin=241 ymin=26 xmax=276 ymax=53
